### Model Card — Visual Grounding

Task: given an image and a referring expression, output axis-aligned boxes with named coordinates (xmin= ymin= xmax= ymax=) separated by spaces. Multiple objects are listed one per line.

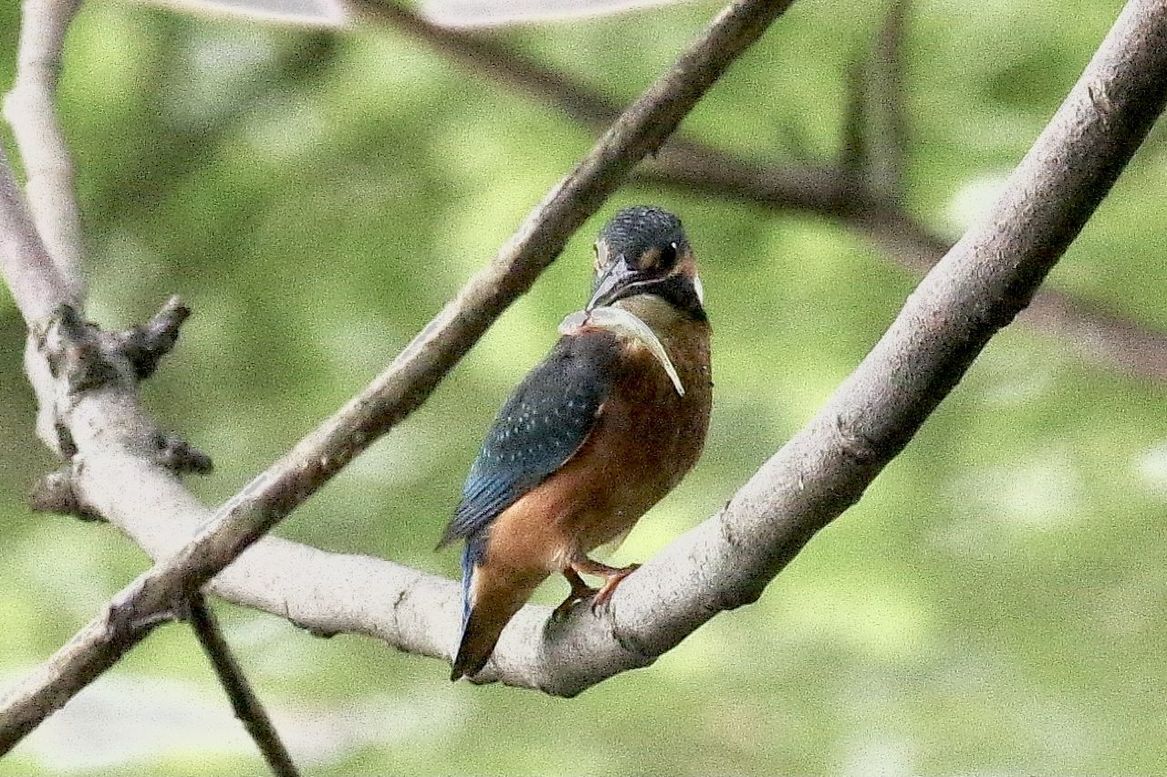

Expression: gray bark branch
xmin=0 ymin=144 xmax=74 ymax=324
xmin=3 ymin=0 xmax=86 ymax=301
xmin=469 ymin=0 xmax=1167 ymax=692
xmin=189 ymin=596 xmax=301 ymax=777
xmin=3 ymin=0 xmax=87 ymax=457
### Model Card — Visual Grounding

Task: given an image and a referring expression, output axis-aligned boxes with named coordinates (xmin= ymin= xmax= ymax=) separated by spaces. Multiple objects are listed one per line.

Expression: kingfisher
xmin=439 ymin=205 xmax=712 ymax=681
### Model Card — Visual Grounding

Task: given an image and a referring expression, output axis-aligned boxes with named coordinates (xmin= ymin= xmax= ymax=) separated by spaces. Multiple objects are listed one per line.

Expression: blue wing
xmin=439 ymin=330 xmax=621 ymax=549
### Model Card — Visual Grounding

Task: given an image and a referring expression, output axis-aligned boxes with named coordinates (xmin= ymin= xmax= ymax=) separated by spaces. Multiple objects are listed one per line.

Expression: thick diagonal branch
xmin=0 ymin=0 xmax=796 ymax=752
xmin=4 ymin=0 xmax=88 ymax=454
xmin=0 ymin=145 xmax=74 ymax=324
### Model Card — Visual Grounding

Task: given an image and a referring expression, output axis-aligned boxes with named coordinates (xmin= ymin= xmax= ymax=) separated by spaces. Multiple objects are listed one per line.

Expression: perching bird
xmin=438 ymin=205 xmax=712 ymax=681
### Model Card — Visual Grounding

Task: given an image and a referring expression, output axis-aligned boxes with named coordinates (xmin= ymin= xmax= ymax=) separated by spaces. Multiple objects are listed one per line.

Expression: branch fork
xmin=26 ymin=297 xmax=211 ymax=517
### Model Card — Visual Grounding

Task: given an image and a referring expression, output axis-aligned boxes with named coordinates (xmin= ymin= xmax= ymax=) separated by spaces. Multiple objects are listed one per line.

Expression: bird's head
xmin=587 ymin=206 xmax=705 ymax=320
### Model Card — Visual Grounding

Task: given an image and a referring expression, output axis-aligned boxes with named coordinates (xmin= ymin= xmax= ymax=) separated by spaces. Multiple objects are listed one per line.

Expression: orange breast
xmin=483 ymin=314 xmax=712 ymax=576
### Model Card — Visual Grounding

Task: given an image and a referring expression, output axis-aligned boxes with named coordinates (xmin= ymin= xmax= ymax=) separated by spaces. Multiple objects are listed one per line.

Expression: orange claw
xmin=590 ymin=563 xmax=640 ymax=612
xmin=569 ymin=557 xmax=641 ymax=613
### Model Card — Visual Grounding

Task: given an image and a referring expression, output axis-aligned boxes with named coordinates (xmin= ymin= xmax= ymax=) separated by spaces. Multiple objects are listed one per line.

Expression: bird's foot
xmin=569 ymin=557 xmax=641 ymax=613
xmin=590 ymin=563 xmax=640 ymax=612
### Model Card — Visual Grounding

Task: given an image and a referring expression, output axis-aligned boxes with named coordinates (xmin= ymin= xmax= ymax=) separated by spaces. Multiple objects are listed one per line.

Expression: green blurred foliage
xmin=2 ymin=0 xmax=1166 ymax=774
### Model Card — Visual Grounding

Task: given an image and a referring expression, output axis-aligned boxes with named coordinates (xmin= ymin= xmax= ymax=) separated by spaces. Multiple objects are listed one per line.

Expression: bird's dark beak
xmin=587 ymin=256 xmax=641 ymax=311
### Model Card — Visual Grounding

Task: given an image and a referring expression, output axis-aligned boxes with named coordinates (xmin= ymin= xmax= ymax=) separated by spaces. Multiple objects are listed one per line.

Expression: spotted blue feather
xmin=440 ymin=331 xmax=620 ymax=552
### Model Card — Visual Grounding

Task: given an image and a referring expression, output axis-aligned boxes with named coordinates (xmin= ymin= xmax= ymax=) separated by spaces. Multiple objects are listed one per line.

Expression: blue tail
xmin=450 ymin=534 xmax=488 ymax=681
xmin=459 ymin=540 xmax=477 ymax=634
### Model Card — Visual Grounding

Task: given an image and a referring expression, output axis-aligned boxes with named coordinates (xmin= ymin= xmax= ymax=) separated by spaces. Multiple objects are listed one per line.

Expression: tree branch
xmin=0 ymin=144 xmax=74 ymax=324
xmin=360 ymin=0 xmax=1167 ymax=385
xmin=2 ymin=0 xmax=89 ymax=458
xmin=189 ymin=595 xmax=301 ymax=777
xmin=3 ymin=0 xmax=86 ymax=301
xmin=867 ymin=0 xmax=909 ymax=201
xmin=459 ymin=0 xmax=1167 ymax=693
xmin=0 ymin=0 xmax=797 ymax=751
xmin=636 ymin=149 xmax=1167 ymax=383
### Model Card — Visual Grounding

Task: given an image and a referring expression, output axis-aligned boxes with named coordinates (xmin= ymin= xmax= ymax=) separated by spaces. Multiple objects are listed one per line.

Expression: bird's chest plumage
xmin=546 ymin=315 xmax=711 ymax=558
xmin=602 ymin=338 xmax=709 ymax=491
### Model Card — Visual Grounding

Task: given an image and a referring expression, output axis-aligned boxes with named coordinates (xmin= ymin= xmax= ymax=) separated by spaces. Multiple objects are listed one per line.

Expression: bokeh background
xmin=2 ymin=0 xmax=1166 ymax=774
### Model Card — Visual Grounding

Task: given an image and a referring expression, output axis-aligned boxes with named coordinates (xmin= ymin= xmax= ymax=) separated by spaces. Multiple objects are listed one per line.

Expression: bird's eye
xmin=660 ymin=242 xmax=678 ymax=269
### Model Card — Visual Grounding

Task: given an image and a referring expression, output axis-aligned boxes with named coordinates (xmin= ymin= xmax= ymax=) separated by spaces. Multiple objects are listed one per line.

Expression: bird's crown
xmin=595 ymin=206 xmax=688 ymax=275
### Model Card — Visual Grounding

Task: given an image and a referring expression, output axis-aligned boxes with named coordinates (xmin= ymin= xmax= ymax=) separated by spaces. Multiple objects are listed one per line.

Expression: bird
xmin=438 ymin=205 xmax=712 ymax=681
